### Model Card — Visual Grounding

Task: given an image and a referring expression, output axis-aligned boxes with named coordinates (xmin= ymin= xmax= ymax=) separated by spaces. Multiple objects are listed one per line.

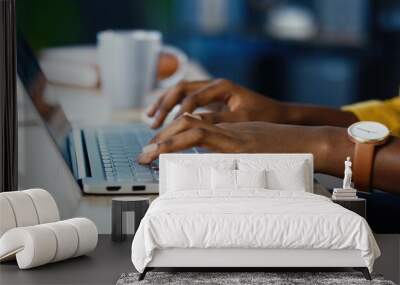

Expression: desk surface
xmin=0 ymin=235 xmax=133 ymax=285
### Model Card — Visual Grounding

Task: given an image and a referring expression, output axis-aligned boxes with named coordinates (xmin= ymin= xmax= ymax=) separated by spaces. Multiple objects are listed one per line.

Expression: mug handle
xmin=157 ymin=45 xmax=188 ymax=89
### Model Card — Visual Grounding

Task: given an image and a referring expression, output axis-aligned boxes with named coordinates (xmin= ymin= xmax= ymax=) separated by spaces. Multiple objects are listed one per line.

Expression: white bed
xmin=131 ymin=154 xmax=380 ymax=280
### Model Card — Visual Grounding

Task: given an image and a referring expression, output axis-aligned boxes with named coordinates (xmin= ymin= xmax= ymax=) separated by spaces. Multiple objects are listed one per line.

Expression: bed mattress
xmin=131 ymin=190 xmax=380 ymax=273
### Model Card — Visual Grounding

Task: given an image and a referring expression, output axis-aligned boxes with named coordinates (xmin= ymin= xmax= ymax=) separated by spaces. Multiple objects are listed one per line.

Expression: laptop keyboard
xmin=97 ymin=129 xmax=159 ymax=183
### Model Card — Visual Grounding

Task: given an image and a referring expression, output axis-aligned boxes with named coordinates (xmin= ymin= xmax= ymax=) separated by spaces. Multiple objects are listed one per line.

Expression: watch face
xmin=348 ymin=121 xmax=390 ymax=143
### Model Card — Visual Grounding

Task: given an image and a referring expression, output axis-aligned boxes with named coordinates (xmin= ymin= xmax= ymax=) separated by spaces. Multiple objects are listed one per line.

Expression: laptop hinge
xmin=72 ymin=128 xmax=88 ymax=179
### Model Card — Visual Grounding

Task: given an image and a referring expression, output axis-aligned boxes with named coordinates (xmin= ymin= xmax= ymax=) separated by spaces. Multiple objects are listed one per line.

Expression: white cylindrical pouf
xmin=1 ymin=192 xmax=39 ymax=227
xmin=64 ymin=218 xmax=98 ymax=257
xmin=0 ymin=226 xmax=57 ymax=269
xmin=23 ymin=189 xmax=60 ymax=224
xmin=0 ymin=219 xmax=98 ymax=269
xmin=42 ymin=221 xmax=79 ymax=262
xmin=0 ymin=196 xmax=17 ymax=237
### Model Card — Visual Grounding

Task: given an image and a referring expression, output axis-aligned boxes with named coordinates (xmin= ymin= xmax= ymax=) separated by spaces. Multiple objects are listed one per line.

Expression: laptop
xmin=17 ymin=32 xmax=197 ymax=194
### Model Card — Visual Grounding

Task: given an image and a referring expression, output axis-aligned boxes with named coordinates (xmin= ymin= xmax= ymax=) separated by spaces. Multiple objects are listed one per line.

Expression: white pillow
xmin=236 ymin=169 xmax=267 ymax=188
xmin=238 ymin=159 xmax=308 ymax=191
xmin=267 ymin=165 xmax=307 ymax=191
xmin=211 ymin=168 xmax=236 ymax=190
xmin=211 ymin=169 xmax=267 ymax=190
xmin=166 ymin=160 xmax=236 ymax=192
xmin=167 ymin=162 xmax=210 ymax=191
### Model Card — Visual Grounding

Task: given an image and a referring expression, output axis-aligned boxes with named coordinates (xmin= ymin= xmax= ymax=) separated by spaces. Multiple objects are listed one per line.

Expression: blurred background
xmin=17 ymin=0 xmax=400 ymax=107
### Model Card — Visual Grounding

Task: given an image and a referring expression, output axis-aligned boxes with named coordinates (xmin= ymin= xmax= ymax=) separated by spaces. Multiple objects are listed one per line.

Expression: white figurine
xmin=332 ymin=157 xmax=357 ymax=200
xmin=343 ymin=156 xmax=353 ymax=189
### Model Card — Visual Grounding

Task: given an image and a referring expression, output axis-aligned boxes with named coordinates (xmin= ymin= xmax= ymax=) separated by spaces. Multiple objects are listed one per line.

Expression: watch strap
xmin=352 ymin=143 xmax=375 ymax=192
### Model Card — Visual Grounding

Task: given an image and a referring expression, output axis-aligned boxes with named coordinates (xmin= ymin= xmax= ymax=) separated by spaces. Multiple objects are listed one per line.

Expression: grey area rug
xmin=117 ymin=272 xmax=395 ymax=285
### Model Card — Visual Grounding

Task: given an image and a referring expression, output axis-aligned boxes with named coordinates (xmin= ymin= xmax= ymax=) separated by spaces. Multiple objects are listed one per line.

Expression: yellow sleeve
xmin=342 ymin=97 xmax=400 ymax=137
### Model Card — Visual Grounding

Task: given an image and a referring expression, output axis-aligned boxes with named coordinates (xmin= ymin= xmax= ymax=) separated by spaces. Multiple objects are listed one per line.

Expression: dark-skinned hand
xmin=138 ymin=114 xmax=326 ymax=165
xmin=146 ymin=79 xmax=288 ymax=129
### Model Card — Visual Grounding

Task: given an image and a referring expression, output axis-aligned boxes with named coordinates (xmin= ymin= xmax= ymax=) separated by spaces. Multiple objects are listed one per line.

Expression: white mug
xmin=97 ymin=30 xmax=187 ymax=109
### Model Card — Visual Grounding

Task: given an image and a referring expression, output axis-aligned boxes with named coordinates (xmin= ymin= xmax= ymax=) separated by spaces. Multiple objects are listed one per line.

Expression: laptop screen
xmin=17 ymin=31 xmax=72 ymax=163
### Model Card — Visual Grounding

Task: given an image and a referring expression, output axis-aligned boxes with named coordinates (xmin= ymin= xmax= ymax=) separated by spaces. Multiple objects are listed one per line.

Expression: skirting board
xmin=148 ymin=248 xmax=366 ymax=268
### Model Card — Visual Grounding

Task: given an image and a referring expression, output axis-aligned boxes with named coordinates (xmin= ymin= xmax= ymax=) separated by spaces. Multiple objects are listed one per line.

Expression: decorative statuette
xmin=343 ymin=156 xmax=353 ymax=189
xmin=332 ymin=157 xmax=358 ymax=200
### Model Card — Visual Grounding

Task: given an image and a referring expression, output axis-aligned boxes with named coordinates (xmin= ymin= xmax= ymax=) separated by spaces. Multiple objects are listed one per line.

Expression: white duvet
xmin=131 ymin=190 xmax=380 ymax=273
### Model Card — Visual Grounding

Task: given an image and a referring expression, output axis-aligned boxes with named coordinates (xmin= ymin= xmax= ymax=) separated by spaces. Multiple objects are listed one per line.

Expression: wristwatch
xmin=347 ymin=121 xmax=390 ymax=192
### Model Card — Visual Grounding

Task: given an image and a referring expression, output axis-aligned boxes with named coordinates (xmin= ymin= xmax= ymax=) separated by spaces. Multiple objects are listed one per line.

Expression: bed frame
xmin=139 ymin=248 xmax=371 ymax=280
xmin=138 ymin=154 xmax=372 ymax=281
